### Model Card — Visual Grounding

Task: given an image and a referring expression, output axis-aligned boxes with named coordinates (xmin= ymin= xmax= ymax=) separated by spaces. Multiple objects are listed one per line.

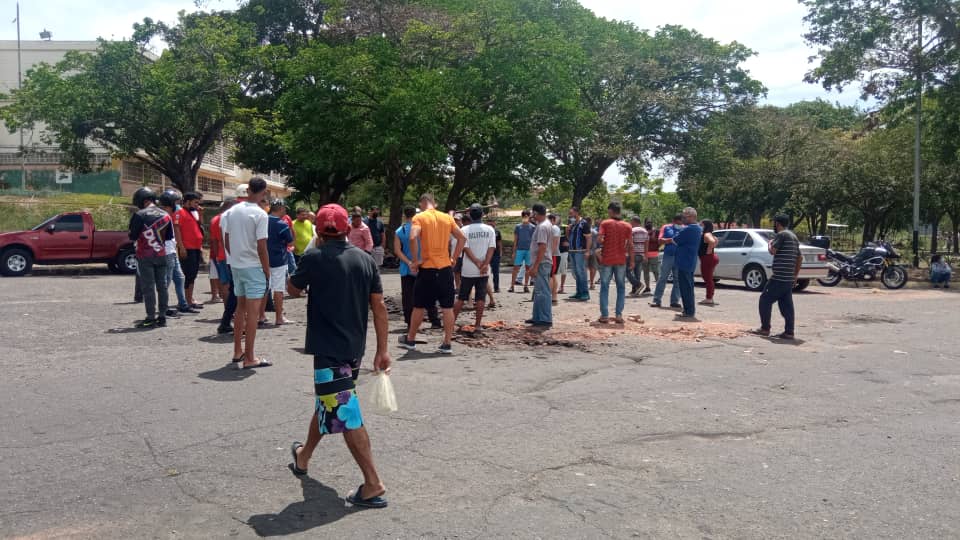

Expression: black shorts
xmin=181 ymin=249 xmax=201 ymax=287
xmin=414 ymin=267 xmax=456 ymax=309
xmin=458 ymin=276 xmax=489 ymax=301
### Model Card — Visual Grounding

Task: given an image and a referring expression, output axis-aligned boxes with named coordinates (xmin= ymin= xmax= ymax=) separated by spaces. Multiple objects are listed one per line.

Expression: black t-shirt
xmin=289 ymin=240 xmax=383 ymax=367
xmin=493 ymin=229 xmax=502 ymax=257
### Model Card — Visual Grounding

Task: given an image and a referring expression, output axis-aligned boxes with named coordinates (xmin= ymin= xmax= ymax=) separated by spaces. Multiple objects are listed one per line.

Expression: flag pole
xmin=16 ymin=2 xmax=26 ymax=191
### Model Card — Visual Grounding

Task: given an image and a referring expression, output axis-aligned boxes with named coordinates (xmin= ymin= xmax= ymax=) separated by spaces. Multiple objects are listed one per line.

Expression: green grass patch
xmin=0 ymin=193 xmax=133 ymax=232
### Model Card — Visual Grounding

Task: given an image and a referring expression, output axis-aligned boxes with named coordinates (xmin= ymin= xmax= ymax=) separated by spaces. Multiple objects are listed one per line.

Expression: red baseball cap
xmin=316 ymin=203 xmax=350 ymax=236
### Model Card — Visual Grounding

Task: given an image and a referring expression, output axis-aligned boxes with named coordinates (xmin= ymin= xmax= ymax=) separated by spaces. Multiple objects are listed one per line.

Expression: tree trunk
xmin=571 ymin=155 xmax=617 ymax=209
xmin=818 ymin=209 xmax=829 ymax=236
xmin=444 ymin=167 xmax=472 ymax=212
xmin=930 ymin=216 xmax=941 ymax=254
xmin=384 ymin=161 xmax=423 ymax=251
xmin=953 ymin=220 xmax=960 ymax=255
xmin=748 ymin=210 xmax=763 ymax=229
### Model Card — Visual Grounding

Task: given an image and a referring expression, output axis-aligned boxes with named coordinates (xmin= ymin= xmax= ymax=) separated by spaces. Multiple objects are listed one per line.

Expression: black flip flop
xmin=242 ymin=358 xmax=273 ymax=369
xmin=289 ymin=441 xmax=307 ymax=475
xmin=346 ymin=484 xmax=388 ymax=509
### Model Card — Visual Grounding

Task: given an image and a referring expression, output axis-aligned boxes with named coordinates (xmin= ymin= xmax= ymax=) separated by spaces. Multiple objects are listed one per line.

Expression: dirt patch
xmin=452 ymin=318 xmax=747 ymax=350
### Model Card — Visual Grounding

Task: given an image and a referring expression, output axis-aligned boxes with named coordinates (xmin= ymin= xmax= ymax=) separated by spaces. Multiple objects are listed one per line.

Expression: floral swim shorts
xmin=314 ymin=361 xmax=364 ymax=435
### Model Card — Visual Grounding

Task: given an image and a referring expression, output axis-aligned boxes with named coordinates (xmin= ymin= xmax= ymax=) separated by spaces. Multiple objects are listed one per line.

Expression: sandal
xmin=243 ymin=358 xmax=273 ymax=369
xmin=346 ymin=484 xmax=388 ymax=509
xmin=289 ymin=441 xmax=308 ymax=475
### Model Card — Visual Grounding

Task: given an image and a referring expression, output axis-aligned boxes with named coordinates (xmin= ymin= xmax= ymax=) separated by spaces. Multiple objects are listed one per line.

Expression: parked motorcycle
xmin=817 ymin=240 xmax=908 ymax=289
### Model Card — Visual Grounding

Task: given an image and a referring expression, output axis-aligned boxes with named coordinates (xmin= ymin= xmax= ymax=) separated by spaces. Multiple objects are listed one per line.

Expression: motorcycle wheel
xmin=818 ymin=271 xmax=842 ymax=287
xmin=881 ymin=266 xmax=908 ymax=290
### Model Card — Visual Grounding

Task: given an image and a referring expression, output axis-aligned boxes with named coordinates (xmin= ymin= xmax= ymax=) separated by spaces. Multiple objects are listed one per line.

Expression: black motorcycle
xmin=817 ymin=240 xmax=908 ymax=289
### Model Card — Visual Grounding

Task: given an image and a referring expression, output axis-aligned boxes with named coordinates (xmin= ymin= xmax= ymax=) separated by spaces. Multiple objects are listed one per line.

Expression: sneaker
xmin=165 ymin=309 xmax=180 ymax=317
xmin=190 ymin=303 xmax=204 ymax=310
xmin=629 ymin=286 xmax=638 ymax=296
xmin=135 ymin=318 xmax=156 ymax=329
xmin=669 ymin=303 xmax=682 ymax=309
xmin=649 ymin=302 xmax=662 ymax=308
xmin=398 ymin=336 xmax=417 ymax=350
xmin=179 ymin=306 xmax=199 ymax=314
xmin=438 ymin=343 xmax=453 ymax=354
xmin=217 ymin=325 xmax=233 ymax=334
xmin=430 ymin=321 xmax=443 ymax=329
xmin=699 ymin=299 xmax=716 ymax=306
xmin=156 ymin=316 xmax=167 ymax=327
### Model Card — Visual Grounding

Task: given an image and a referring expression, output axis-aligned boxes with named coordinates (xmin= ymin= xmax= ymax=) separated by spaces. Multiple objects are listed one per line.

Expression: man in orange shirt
xmin=399 ymin=194 xmax=466 ymax=354
xmin=597 ymin=202 xmax=633 ymax=324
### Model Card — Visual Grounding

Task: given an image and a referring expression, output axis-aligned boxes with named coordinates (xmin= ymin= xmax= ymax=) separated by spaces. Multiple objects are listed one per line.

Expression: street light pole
xmin=16 ymin=2 xmax=25 ymax=191
xmin=912 ymin=17 xmax=922 ymax=269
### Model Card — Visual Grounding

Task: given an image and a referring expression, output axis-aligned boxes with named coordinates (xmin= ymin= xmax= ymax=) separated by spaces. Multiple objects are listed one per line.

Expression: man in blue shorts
xmin=509 ymin=209 xmax=536 ymax=293
xmin=287 ymin=203 xmax=391 ymax=509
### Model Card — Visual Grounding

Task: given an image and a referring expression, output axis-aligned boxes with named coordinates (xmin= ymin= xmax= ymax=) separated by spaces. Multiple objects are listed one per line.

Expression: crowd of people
xmin=125 ymin=186 xmax=808 ymax=509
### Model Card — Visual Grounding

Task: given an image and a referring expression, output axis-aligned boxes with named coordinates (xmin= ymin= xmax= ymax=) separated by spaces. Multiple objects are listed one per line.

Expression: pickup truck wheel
xmin=118 ymin=249 xmax=138 ymax=274
xmin=2 ymin=248 xmax=33 ymax=277
xmin=742 ymin=264 xmax=768 ymax=292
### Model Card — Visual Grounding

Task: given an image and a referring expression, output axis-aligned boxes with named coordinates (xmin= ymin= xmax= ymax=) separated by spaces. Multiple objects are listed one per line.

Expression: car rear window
xmin=718 ymin=231 xmax=747 ymax=248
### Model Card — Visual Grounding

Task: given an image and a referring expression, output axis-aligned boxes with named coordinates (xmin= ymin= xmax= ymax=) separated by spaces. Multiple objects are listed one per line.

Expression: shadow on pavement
xmin=246 ymin=476 xmax=357 ymax=536
xmin=199 ymin=334 xmax=234 ymax=344
xmin=193 ymin=318 xmax=223 ymax=324
xmin=106 ymin=326 xmax=156 ymax=334
xmin=197 ymin=365 xmax=256 ymax=382
xmin=397 ymin=350 xmax=448 ymax=361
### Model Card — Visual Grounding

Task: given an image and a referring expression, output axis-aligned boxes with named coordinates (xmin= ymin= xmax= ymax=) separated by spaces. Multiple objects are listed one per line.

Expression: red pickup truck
xmin=0 ymin=211 xmax=137 ymax=276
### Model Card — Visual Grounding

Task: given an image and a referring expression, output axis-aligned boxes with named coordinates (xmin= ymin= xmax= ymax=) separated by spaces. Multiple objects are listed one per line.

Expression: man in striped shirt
xmin=754 ymin=214 xmax=802 ymax=340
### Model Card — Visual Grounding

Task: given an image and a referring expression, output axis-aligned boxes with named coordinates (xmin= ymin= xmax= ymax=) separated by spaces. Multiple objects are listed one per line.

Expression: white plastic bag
xmin=370 ymin=372 xmax=398 ymax=413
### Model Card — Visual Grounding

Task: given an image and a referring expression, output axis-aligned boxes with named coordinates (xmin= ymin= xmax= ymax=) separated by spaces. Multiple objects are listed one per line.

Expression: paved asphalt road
xmin=1 ymin=269 xmax=958 ymax=539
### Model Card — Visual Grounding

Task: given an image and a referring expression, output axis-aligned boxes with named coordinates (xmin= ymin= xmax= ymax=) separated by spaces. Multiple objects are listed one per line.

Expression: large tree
xmin=547 ymin=15 xmax=763 ymax=208
xmin=2 ymin=12 xmax=256 ymax=193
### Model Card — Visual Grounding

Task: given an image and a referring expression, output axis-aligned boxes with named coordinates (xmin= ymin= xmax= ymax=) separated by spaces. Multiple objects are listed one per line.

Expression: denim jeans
xmin=286 ymin=250 xmax=297 ymax=276
xmin=642 ymin=255 xmax=659 ymax=291
xmin=626 ymin=254 xmax=644 ymax=289
xmin=165 ymin=253 xmax=188 ymax=309
xmin=137 ymin=256 xmax=168 ymax=319
xmin=531 ymin=261 xmax=554 ymax=324
xmin=599 ymin=264 xmax=626 ymax=318
xmin=676 ymin=269 xmax=696 ymax=317
xmin=491 ymin=255 xmax=501 ymax=291
xmin=653 ymin=252 xmax=680 ymax=305
xmin=931 ymin=270 xmax=951 ymax=284
xmin=568 ymin=251 xmax=589 ymax=297
xmin=759 ymin=279 xmax=795 ymax=334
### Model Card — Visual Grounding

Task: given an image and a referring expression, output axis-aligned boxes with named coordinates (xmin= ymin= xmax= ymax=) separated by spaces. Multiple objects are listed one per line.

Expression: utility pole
xmin=912 ymin=17 xmax=922 ymax=269
xmin=16 ymin=2 xmax=26 ymax=191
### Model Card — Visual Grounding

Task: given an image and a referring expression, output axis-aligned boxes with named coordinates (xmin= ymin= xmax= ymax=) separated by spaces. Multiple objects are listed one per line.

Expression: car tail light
xmin=818 ymin=254 xmax=827 ymax=261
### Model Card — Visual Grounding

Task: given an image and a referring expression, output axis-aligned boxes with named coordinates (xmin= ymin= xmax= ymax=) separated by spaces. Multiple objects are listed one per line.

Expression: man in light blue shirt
xmin=394 ymin=207 xmax=440 ymax=330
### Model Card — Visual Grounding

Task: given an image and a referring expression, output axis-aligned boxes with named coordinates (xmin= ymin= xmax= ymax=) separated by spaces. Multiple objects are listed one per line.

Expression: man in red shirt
xmin=597 ymin=202 xmax=633 ymax=324
xmin=209 ymin=199 xmax=235 ymax=312
xmin=175 ymin=192 xmax=205 ymax=308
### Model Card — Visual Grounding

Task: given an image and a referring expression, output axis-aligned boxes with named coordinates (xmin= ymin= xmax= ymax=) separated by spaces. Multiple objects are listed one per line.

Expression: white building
xmin=0 ymin=40 xmax=289 ymax=200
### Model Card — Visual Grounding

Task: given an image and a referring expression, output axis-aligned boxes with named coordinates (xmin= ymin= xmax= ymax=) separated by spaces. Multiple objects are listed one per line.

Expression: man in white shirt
xmin=453 ymin=204 xmax=497 ymax=333
xmin=223 ymin=177 xmax=272 ymax=369
xmin=628 ymin=216 xmax=649 ymax=296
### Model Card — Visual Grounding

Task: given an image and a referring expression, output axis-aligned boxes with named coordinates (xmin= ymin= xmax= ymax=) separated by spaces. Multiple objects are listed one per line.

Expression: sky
xmin=1 ymin=0 xmax=868 ymax=188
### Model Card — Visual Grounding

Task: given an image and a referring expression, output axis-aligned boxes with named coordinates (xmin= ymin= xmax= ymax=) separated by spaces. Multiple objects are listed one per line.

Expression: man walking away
xmin=566 ymin=207 xmax=592 ymax=301
xmin=367 ymin=207 xmax=385 ymax=266
xmin=754 ymin=214 xmax=802 ymax=340
xmin=525 ymin=204 xmax=554 ymax=327
xmin=509 ymin=210 xmax=536 ymax=293
xmin=268 ymin=199 xmax=294 ymax=325
xmin=673 ymin=207 xmax=703 ymax=320
xmin=224 ymin=178 xmax=272 ymax=369
xmin=454 ymin=204 xmax=497 ymax=333
xmin=548 ymin=214 xmax=562 ymax=305
xmin=597 ymin=203 xmax=633 ymax=324
xmin=394 ymin=207 xmax=442 ymax=330
xmin=287 ymin=203 xmax=391 ymax=509
xmin=400 ymin=194 xmax=466 ymax=354
xmin=642 ymin=219 xmax=660 ymax=296
xmin=651 ymin=214 xmax=683 ymax=309
xmin=128 ymin=187 xmax=172 ymax=328
xmin=627 ymin=216 xmax=648 ymax=296
xmin=175 ymin=192 xmax=205 ymax=309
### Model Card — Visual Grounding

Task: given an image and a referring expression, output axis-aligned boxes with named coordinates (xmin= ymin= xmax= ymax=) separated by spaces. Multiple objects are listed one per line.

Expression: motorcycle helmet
xmin=132 ymin=186 xmax=158 ymax=209
xmin=158 ymin=188 xmax=183 ymax=209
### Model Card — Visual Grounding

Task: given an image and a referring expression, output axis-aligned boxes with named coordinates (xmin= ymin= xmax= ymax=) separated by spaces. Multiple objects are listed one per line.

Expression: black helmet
xmin=132 ymin=187 xmax=157 ymax=209
xmin=158 ymin=188 xmax=182 ymax=208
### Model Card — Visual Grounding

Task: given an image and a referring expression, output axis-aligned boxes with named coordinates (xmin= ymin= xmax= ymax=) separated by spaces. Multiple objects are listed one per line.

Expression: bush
xmin=0 ymin=193 xmax=133 ymax=232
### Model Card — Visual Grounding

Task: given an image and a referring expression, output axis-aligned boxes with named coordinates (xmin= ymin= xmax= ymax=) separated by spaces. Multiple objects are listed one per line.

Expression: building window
xmin=122 ymin=160 xmax=164 ymax=187
xmin=197 ymin=175 xmax=223 ymax=194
